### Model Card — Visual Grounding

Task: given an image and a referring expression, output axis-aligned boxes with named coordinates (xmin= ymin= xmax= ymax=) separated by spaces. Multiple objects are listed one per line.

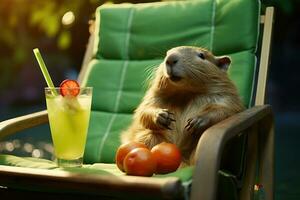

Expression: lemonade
xmin=45 ymin=87 xmax=92 ymax=167
xmin=33 ymin=48 xmax=92 ymax=167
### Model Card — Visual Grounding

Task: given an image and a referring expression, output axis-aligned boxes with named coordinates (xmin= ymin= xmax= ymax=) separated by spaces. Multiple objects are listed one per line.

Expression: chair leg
xmin=258 ymin=114 xmax=275 ymax=200
xmin=240 ymin=126 xmax=258 ymax=200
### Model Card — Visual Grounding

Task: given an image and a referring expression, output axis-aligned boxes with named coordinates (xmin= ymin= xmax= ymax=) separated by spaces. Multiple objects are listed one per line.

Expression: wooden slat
xmin=78 ymin=31 xmax=95 ymax=84
xmin=255 ymin=7 xmax=274 ymax=105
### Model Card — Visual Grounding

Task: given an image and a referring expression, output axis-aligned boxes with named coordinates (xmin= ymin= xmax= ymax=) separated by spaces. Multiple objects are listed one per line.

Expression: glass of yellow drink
xmin=45 ymin=87 xmax=92 ymax=167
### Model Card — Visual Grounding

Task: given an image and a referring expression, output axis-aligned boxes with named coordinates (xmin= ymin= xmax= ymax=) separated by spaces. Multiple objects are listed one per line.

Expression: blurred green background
xmin=0 ymin=0 xmax=300 ymax=199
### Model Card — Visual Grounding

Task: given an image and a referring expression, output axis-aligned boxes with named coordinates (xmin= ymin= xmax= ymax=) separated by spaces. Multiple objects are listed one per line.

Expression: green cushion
xmin=83 ymin=59 xmax=161 ymax=114
xmin=84 ymin=110 xmax=132 ymax=163
xmin=0 ymin=155 xmax=57 ymax=169
xmin=94 ymin=0 xmax=260 ymax=60
xmin=0 ymin=154 xmax=193 ymax=182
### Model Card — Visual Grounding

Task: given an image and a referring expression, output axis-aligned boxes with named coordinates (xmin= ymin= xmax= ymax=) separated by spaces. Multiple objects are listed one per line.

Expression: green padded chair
xmin=0 ymin=0 xmax=274 ymax=200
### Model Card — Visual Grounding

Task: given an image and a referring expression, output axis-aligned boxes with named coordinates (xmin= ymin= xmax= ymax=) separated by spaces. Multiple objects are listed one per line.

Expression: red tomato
xmin=151 ymin=142 xmax=181 ymax=174
xmin=123 ymin=148 xmax=156 ymax=177
xmin=115 ymin=142 xmax=148 ymax=172
xmin=59 ymin=79 xmax=80 ymax=97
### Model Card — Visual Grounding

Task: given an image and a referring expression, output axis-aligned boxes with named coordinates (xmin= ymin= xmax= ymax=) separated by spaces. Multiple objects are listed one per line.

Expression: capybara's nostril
xmin=166 ymin=54 xmax=179 ymax=68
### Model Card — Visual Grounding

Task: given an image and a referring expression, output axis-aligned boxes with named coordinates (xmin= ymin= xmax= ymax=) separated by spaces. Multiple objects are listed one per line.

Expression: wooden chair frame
xmin=0 ymin=6 xmax=274 ymax=200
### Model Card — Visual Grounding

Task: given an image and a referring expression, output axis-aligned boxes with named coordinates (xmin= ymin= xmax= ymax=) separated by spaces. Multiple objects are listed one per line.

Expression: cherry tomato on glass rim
xmin=59 ymin=79 xmax=80 ymax=97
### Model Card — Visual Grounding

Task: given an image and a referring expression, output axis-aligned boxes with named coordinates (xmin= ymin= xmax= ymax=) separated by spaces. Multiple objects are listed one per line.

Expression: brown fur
xmin=121 ymin=46 xmax=245 ymax=165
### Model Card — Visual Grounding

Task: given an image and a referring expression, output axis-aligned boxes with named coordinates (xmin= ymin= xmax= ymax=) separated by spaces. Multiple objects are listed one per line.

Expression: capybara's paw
xmin=185 ymin=116 xmax=210 ymax=134
xmin=155 ymin=109 xmax=175 ymax=130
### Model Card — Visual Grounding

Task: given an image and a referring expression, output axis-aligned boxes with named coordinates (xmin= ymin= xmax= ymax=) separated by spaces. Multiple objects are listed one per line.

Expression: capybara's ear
xmin=216 ymin=56 xmax=231 ymax=71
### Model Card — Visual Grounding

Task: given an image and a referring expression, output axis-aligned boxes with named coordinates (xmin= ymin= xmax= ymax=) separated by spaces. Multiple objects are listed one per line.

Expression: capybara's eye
xmin=197 ymin=53 xmax=205 ymax=59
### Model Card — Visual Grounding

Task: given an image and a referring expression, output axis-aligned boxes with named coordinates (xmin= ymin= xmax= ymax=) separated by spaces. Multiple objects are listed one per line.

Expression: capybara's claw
xmin=156 ymin=109 xmax=175 ymax=130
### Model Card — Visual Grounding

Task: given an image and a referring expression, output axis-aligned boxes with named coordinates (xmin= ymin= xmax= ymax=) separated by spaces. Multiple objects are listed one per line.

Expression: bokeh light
xmin=32 ymin=149 xmax=43 ymax=158
xmin=24 ymin=143 xmax=33 ymax=153
xmin=62 ymin=11 xmax=75 ymax=26
xmin=5 ymin=142 xmax=14 ymax=152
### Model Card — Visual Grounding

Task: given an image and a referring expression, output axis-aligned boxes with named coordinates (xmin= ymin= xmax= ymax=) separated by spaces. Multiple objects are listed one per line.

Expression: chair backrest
xmin=80 ymin=0 xmax=261 ymax=164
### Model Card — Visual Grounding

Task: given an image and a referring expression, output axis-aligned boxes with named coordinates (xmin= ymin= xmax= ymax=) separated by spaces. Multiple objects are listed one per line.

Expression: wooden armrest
xmin=0 ymin=165 xmax=183 ymax=199
xmin=0 ymin=110 xmax=48 ymax=140
xmin=191 ymin=105 xmax=274 ymax=200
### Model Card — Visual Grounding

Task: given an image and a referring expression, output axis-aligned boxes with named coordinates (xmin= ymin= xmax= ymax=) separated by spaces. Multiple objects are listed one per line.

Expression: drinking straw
xmin=33 ymin=48 xmax=58 ymax=95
